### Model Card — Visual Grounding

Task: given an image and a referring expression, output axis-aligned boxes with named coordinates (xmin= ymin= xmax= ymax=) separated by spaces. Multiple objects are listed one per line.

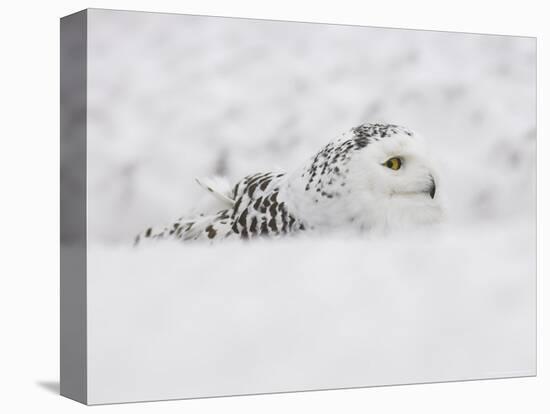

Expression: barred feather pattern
xmin=134 ymin=171 xmax=306 ymax=244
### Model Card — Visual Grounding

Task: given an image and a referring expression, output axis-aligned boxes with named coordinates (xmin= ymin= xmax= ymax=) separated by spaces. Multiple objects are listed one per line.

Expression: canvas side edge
xmin=60 ymin=9 xmax=88 ymax=405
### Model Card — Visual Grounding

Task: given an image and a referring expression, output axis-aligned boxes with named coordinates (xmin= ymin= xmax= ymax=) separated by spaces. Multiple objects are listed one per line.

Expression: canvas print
xmin=60 ymin=8 xmax=536 ymax=405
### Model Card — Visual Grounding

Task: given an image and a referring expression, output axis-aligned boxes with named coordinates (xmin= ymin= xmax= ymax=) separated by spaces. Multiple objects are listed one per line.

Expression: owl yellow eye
xmin=384 ymin=157 xmax=402 ymax=170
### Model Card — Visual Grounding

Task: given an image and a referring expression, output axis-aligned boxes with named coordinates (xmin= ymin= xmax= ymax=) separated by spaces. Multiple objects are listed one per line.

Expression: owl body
xmin=135 ymin=123 xmax=444 ymax=244
xmin=135 ymin=171 xmax=305 ymax=244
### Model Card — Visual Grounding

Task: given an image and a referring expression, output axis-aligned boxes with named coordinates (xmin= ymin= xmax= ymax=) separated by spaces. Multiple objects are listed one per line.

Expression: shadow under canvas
xmin=37 ymin=381 xmax=60 ymax=395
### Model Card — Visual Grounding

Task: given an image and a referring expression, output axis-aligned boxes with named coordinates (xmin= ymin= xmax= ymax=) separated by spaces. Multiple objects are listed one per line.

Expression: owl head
xmin=287 ymin=123 xmax=445 ymax=233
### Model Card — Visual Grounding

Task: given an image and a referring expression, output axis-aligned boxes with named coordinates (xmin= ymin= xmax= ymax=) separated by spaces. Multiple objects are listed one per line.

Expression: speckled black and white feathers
xmin=352 ymin=123 xmax=413 ymax=147
xmin=299 ymin=123 xmax=414 ymax=200
xmin=135 ymin=171 xmax=306 ymax=244
xmin=135 ymin=122 xmax=442 ymax=244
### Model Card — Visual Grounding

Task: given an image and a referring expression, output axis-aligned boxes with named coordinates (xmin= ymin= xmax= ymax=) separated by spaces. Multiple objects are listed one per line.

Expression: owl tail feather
xmin=193 ymin=176 xmax=235 ymax=211
xmin=134 ymin=176 xmax=235 ymax=246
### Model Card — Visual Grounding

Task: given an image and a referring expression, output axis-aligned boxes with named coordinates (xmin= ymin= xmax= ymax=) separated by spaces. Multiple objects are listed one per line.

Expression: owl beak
xmin=428 ymin=175 xmax=436 ymax=199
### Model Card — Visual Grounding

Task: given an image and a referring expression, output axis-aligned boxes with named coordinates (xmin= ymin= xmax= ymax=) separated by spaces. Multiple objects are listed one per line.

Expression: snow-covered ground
xmin=78 ymin=9 xmax=536 ymax=403
xmin=87 ymin=221 xmax=535 ymax=403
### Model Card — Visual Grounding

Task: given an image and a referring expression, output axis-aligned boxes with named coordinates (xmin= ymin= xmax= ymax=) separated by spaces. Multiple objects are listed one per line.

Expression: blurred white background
xmin=82 ymin=10 xmax=535 ymax=242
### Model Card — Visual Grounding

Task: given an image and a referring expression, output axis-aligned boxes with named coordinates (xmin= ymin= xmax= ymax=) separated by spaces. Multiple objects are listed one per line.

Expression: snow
xmin=78 ymin=9 xmax=536 ymax=404
xmin=87 ymin=221 xmax=535 ymax=403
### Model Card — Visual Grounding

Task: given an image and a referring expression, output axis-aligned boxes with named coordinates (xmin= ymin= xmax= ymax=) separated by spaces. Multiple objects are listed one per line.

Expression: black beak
xmin=428 ymin=175 xmax=436 ymax=199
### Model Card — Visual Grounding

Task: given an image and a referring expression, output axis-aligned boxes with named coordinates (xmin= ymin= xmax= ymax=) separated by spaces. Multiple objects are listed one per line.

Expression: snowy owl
xmin=135 ymin=123 xmax=443 ymax=244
